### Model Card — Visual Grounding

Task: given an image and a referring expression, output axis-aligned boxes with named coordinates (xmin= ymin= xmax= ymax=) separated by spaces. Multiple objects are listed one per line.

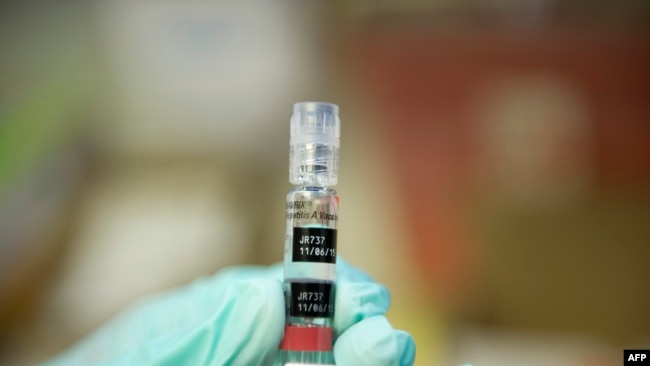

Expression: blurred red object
xmin=353 ymin=29 xmax=650 ymax=301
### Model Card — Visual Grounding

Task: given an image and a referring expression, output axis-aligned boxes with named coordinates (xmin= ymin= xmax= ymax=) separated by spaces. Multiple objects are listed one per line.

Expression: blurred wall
xmin=345 ymin=2 xmax=650 ymax=364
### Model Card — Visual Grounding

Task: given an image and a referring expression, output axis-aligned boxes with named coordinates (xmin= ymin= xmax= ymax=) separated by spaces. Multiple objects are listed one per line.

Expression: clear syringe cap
xmin=289 ymin=102 xmax=340 ymax=186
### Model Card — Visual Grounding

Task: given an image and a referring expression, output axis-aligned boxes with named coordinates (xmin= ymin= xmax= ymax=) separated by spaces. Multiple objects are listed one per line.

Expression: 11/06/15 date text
xmin=298 ymin=247 xmax=336 ymax=257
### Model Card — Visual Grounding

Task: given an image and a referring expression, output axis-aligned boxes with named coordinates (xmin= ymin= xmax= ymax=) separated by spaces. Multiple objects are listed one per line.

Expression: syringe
xmin=279 ymin=102 xmax=340 ymax=365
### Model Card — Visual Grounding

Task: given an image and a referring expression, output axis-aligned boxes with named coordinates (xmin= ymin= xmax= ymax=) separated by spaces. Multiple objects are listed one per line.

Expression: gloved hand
xmin=43 ymin=258 xmax=416 ymax=366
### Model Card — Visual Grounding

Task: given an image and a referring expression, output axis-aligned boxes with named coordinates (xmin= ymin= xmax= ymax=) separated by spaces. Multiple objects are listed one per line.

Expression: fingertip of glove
xmin=334 ymin=317 xmax=416 ymax=366
xmin=189 ymin=264 xmax=284 ymax=311
xmin=207 ymin=279 xmax=284 ymax=364
xmin=334 ymin=281 xmax=391 ymax=336
xmin=395 ymin=330 xmax=416 ymax=366
xmin=225 ymin=279 xmax=285 ymax=329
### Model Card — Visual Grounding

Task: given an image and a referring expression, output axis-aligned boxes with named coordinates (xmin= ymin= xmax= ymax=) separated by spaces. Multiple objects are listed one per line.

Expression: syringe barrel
xmin=280 ymin=102 xmax=340 ymax=365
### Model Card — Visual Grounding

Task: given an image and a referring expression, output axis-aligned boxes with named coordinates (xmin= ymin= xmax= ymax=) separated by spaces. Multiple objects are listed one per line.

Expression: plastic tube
xmin=279 ymin=102 xmax=340 ymax=365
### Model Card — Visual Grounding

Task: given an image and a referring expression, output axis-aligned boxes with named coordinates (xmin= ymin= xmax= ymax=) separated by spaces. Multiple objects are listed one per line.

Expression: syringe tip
xmin=289 ymin=102 xmax=340 ymax=186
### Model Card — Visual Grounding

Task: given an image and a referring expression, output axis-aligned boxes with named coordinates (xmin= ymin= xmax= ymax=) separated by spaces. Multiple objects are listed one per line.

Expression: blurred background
xmin=1 ymin=0 xmax=649 ymax=365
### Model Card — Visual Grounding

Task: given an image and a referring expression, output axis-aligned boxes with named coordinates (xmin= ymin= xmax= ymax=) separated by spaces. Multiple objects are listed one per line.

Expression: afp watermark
xmin=625 ymin=350 xmax=649 ymax=365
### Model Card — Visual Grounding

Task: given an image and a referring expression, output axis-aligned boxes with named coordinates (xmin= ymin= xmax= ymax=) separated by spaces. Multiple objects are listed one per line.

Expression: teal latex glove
xmin=43 ymin=259 xmax=416 ymax=366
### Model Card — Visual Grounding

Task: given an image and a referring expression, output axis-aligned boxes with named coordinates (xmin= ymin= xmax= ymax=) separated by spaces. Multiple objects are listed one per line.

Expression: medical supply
xmin=280 ymin=102 xmax=340 ymax=365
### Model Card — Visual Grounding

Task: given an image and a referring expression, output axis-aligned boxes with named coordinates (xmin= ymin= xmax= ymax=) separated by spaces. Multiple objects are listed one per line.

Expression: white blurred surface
xmin=41 ymin=164 xmax=251 ymax=343
xmin=96 ymin=0 xmax=320 ymax=158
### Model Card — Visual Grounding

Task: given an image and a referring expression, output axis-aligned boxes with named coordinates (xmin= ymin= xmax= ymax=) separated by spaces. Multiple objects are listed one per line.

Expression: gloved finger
xmin=182 ymin=262 xmax=282 ymax=315
xmin=333 ymin=259 xmax=391 ymax=337
xmin=140 ymin=262 xmax=283 ymax=328
xmin=94 ymin=264 xmax=284 ymax=347
xmin=333 ymin=279 xmax=391 ymax=338
xmin=44 ymin=278 xmax=285 ymax=366
xmin=334 ymin=316 xmax=416 ymax=366
xmin=143 ymin=278 xmax=285 ymax=365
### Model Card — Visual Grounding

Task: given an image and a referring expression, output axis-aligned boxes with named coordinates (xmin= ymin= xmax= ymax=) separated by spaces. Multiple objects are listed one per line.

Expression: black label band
xmin=292 ymin=227 xmax=337 ymax=263
xmin=290 ymin=282 xmax=334 ymax=318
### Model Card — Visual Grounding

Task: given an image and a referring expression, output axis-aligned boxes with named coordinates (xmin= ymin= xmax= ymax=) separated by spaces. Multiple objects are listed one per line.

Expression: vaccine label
xmin=292 ymin=227 xmax=337 ymax=263
xmin=290 ymin=282 xmax=334 ymax=318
